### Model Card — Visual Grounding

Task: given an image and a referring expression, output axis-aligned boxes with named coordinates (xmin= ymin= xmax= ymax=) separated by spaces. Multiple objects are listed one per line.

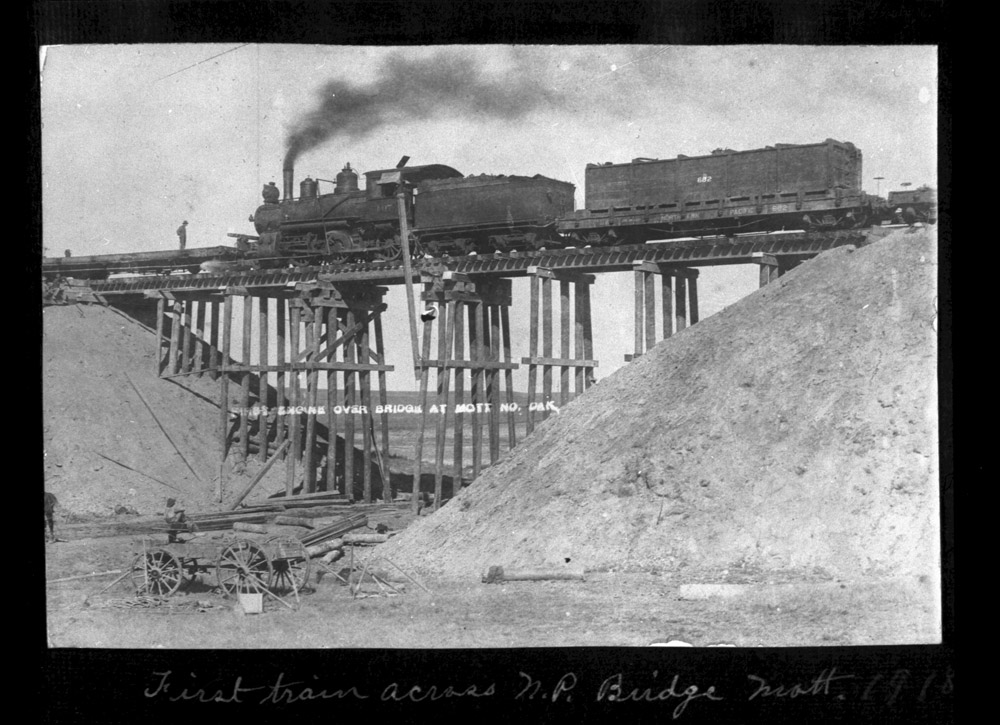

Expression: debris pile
xmin=379 ymin=229 xmax=940 ymax=583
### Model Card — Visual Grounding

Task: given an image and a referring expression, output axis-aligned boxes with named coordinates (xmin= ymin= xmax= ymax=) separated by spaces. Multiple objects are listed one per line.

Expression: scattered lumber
xmin=47 ymin=569 xmax=123 ymax=585
xmin=343 ymin=533 xmax=393 ymax=545
xmin=231 ymin=503 xmax=287 ymax=514
xmin=186 ymin=513 xmax=270 ymax=532
xmin=233 ymin=522 xmax=269 ymax=534
xmin=320 ymin=548 xmax=345 ymax=564
xmin=481 ymin=565 xmax=586 ymax=584
xmin=305 ymin=538 xmax=344 ymax=558
xmin=267 ymin=490 xmax=349 ymax=502
xmin=276 ymin=499 xmax=352 ymax=510
xmin=274 ymin=515 xmax=314 ymax=529
xmin=301 ymin=512 xmax=368 ymax=547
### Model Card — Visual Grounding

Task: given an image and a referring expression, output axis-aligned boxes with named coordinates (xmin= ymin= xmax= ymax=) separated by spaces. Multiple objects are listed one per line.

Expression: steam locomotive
xmin=244 ymin=161 xmax=576 ymax=263
xmin=241 ymin=138 xmax=934 ymax=265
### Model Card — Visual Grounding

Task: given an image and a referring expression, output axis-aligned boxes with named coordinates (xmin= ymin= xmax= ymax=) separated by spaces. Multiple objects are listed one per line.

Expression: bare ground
xmin=45 ymin=532 xmax=938 ymax=648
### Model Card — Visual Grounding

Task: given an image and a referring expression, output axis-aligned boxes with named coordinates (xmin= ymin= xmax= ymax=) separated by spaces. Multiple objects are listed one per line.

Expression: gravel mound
xmin=379 ymin=228 xmax=940 ymax=582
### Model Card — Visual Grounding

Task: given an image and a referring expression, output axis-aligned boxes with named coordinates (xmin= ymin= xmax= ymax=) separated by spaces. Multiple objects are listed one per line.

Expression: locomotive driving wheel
xmin=215 ymin=539 xmax=272 ymax=597
xmin=264 ymin=535 xmax=311 ymax=594
xmin=374 ymin=242 xmax=402 ymax=262
xmin=130 ymin=548 xmax=183 ymax=596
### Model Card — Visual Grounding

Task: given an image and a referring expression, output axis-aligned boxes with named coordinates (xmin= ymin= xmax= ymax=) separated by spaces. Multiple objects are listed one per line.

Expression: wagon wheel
xmin=216 ymin=539 xmax=272 ymax=597
xmin=265 ymin=535 xmax=311 ymax=594
xmin=130 ymin=548 xmax=183 ymax=596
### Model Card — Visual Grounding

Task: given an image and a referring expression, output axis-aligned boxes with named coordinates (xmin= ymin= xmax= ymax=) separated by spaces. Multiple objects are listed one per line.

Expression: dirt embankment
xmin=380 ymin=229 xmax=940 ymax=583
xmin=42 ymin=304 xmax=304 ymax=517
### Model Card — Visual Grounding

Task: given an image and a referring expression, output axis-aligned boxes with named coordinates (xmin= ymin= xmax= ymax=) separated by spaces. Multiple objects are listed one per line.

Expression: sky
xmin=40 ymin=44 xmax=938 ymax=390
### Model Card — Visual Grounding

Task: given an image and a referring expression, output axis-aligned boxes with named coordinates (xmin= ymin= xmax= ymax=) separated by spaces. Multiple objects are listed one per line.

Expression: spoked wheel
xmin=216 ymin=539 xmax=272 ymax=597
xmin=265 ymin=535 xmax=311 ymax=594
xmin=374 ymin=243 xmax=402 ymax=262
xmin=130 ymin=548 xmax=183 ymax=596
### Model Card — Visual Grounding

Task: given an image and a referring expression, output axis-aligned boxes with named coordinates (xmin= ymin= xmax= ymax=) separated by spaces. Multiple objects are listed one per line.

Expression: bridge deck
xmin=75 ymin=229 xmax=878 ymax=296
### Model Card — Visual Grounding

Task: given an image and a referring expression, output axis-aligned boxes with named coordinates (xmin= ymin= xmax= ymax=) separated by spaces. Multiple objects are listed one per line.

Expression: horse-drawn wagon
xmin=129 ymin=533 xmax=310 ymax=598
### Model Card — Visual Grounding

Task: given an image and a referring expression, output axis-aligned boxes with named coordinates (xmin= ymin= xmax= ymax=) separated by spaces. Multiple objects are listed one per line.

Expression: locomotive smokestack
xmin=283 ymin=165 xmax=294 ymax=201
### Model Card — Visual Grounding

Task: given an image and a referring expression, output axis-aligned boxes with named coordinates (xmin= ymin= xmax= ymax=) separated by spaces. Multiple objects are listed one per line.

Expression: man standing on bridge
xmin=177 ymin=220 xmax=188 ymax=250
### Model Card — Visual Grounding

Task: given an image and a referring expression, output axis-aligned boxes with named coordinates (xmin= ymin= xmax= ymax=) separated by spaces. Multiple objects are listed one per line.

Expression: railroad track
xmin=47 ymin=227 xmax=882 ymax=296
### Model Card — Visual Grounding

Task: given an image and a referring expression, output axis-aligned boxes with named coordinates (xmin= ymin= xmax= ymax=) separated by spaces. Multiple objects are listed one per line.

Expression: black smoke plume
xmin=283 ymin=51 xmax=561 ymax=170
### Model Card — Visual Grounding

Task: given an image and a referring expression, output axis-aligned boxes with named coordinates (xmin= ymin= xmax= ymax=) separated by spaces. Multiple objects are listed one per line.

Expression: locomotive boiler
xmin=247 ymin=160 xmax=575 ymax=263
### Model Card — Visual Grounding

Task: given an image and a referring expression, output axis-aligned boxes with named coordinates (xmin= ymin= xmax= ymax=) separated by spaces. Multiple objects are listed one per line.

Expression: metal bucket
xmin=238 ymin=592 xmax=263 ymax=614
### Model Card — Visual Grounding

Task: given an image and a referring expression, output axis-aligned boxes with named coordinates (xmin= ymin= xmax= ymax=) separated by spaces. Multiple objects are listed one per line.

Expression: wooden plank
xmin=240 ymin=296 xmax=252 ymax=461
xmin=574 ymin=282 xmax=584 ymax=395
xmin=155 ymin=297 xmax=165 ymax=376
xmin=412 ymin=308 xmax=434 ymax=513
xmin=501 ymin=304 xmax=516 ymax=450
xmin=303 ymin=307 xmax=319 ymax=493
xmin=219 ymin=362 xmax=394 ymax=373
xmin=488 ymin=305 xmax=501 ymax=464
xmin=433 ymin=300 xmax=455 ymax=510
xmin=581 ymin=281 xmax=594 ymax=387
xmin=453 ymin=301 xmax=466 ymax=486
xmin=689 ymin=276 xmax=699 ymax=324
xmin=181 ymin=300 xmax=194 ymax=374
xmin=472 ymin=300 xmax=485 ymax=477
xmin=374 ymin=312 xmax=391 ymax=502
xmin=168 ymin=299 xmax=181 ymax=375
xmin=645 ymin=270 xmax=656 ymax=352
xmin=208 ymin=300 xmax=220 ymax=381
xmin=541 ymin=276 xmax=553 ymax=422
xmin=634 ymin=269 xmax=644 ymax=356
xmin=417 ymin=360 xmax=517 ymax=370
xmin=432 ymin=298 xmax=448 ymax=508
xmin=257 ymin=296 xmax=269 ymax=462
xmin=519 ymin=356 xmax=599 ymax=367
xmin=194 ymin=299 xmax=207 ymax=376
xmin=219 ymin=294 xmax=233 ymax=502
xmin=297 ymin=304 xmax=385 ymax=362
xmin=275 ymin=297 xmax=287 ymax=456
xmin=560 ymin=279 xmax=570 ymax=406
xmin=286 ymin=304 xmax=301 ymax=495
xmin=360 ymin=316 xmax=373 ymax=503
xmin=344 ymin=309 xmax=357 ymax=502
xmin=526 ymin=274 xmax=539 ymax=435
xmin=326 ymin=309 xmax=339 ymax=495
xmin=675 ymin=275 xmax=688 ymax=332
xmin=661 ymin=270 xmax=674 ymax=338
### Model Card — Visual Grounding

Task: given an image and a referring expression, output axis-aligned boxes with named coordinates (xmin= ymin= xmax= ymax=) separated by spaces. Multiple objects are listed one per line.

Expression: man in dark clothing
xmin=177 ymin=221 xmax=188 ymax=250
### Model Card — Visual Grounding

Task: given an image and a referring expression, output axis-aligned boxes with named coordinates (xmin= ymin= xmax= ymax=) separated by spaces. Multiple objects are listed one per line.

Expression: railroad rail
xmin=62 ymin=228 xmax=877 ymax=297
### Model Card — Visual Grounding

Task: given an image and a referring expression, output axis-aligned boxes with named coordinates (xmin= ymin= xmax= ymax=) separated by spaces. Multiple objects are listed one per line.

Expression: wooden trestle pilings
xmin=752 ymin=251 xmax=801 ymax=287
xmin=141 ymin=262 xmax=709 ymax=510
xmin=626 ymin=264 xmax=700 ymax=360
xmin=150 ymin=283 xmax=394 ymax=505
xmin=409 ymin=272 xmax=522 ymax=513
xmin=521 ymin=267 xmax=597 ymax=436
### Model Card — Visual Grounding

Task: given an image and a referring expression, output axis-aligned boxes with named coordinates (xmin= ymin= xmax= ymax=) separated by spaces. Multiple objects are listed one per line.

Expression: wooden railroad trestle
xmin=626 ymin=264 xmax=700 ymax=361
xmin=144 ymin=265 xmax=707 ymax=511
xmin=150 ymin=284 xmax=394 ymax=505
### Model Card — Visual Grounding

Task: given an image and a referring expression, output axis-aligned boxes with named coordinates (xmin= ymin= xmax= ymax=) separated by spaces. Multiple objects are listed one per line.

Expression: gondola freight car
xmin=558 ymin=138 xmax=881 ymax=244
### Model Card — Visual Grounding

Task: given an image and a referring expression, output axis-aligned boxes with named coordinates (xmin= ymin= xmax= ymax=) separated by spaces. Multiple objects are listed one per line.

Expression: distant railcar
xmin=558 ymin=138 xmax=877 ymax=243
xmin=887 ymin=185 xmax=938 ymax=224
